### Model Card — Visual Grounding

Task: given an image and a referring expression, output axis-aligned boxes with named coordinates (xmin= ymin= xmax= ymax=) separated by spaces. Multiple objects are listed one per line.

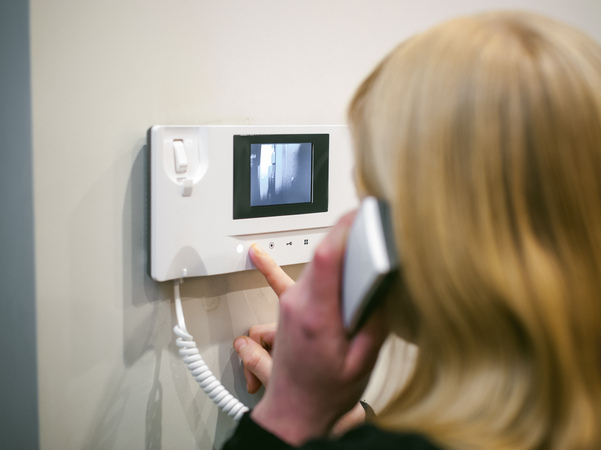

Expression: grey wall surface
xmin=0 ymin=1 xmax=39 ymax=449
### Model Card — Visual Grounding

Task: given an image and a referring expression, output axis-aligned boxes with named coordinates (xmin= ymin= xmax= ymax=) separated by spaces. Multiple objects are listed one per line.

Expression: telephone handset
xmin=342 ymin=196 xmax=399 ymax=335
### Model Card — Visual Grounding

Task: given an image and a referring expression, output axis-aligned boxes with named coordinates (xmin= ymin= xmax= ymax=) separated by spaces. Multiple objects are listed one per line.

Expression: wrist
xmin=251 ymin=394 xmax=336 ymax=446
xmin=330 ymin=402 xmax=366 ymax=437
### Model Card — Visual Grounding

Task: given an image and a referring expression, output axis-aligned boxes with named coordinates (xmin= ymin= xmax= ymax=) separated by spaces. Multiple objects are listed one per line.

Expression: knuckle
xmin=312 ymin=242 xmax=333 ymax=268
xmin=248 ymin=325 xmax=260 ymax=340
xmin=248 ymin=323 xmax=276 ymax=343
xmin=245 ymin=349 xmax=264 ymax=372
xmin=312 ymin=240 xmax=340 ymax=276
xmin=278 ymin=292 xmax=297 ymax=317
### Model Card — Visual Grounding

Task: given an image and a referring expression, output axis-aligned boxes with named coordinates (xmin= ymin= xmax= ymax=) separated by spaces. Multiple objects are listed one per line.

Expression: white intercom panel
xmin=150 ymin=125 xmax=357 ymax=282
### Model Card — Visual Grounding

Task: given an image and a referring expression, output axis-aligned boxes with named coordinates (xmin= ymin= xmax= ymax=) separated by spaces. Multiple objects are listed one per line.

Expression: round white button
xmin=236 ymin=244 xmax=244 ymax=254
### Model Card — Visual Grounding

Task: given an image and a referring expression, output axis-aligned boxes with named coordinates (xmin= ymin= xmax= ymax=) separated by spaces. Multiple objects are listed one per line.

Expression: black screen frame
xmin=233 ymin=134 xmax=329 ymax=220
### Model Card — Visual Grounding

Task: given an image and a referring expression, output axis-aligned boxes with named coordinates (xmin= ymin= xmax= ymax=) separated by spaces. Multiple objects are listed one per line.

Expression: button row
xmin=267 ymin=238 xmax=311 ymax=250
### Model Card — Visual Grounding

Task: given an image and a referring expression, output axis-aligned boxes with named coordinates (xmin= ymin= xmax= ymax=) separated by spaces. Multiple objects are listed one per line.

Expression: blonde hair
xmin=349 ymin=11 xmax=601 ymax=449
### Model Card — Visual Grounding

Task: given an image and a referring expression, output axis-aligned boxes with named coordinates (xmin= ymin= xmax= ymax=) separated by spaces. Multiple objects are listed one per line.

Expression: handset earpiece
xmin=341 ymin=196 xmax=399 ymax=335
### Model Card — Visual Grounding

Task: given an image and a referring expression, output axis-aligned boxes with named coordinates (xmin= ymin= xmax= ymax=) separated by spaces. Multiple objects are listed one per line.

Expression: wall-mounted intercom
xmin=149 ymin=125 xmax=357 ymax=282
xmin=149 ymin=124 xmax=358 ymax=420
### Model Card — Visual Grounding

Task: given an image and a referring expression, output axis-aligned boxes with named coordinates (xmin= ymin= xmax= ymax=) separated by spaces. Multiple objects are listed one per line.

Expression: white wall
xmin=30 ymin=1 xmax=601 ymax=449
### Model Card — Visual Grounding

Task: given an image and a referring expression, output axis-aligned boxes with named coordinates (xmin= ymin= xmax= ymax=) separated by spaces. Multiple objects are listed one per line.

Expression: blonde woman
xmin=224 ymin=11 xmax=601 ymax=450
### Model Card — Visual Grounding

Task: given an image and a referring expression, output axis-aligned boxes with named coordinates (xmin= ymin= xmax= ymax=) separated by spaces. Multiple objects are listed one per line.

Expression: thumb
xmin=234 ymin=336 xmax=273 ymax=390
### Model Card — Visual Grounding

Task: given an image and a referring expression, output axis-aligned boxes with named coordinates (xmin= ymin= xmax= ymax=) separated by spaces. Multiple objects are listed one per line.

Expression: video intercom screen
xmin=233 ymin=134 xmax=329 ymax=219
xmin=250 ymin=143 xmax=313 ymax=207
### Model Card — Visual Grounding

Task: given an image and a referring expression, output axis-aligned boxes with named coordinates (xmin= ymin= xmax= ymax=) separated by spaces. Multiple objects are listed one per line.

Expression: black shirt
xmin=222 ymin=413 xmax=442 ymax=450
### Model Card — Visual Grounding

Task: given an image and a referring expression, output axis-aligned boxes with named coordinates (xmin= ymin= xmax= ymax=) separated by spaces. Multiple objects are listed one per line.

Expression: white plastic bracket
xmin=180 ymin=178 xmax=193 ymax=197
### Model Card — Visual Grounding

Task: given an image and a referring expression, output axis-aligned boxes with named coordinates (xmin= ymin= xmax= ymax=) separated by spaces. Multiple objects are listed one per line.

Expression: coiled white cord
xmin=173 ymin=279 xmax=249 ymax=421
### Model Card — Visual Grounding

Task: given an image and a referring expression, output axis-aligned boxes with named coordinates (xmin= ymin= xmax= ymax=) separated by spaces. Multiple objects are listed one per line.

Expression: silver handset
xmin=342 ymin=197 xmax=399 ymax=335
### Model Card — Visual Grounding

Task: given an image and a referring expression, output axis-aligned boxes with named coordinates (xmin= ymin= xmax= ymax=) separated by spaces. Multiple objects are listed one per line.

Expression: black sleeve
xmin=222 ymin=412 xmax=442 ymax=450
xmin=222 ymin=413 xmax=292 ymax=450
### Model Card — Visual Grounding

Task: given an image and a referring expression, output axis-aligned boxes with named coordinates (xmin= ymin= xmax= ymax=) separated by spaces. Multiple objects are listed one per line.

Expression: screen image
xmin=233 ymin=133 xmax=328 ymax=220
xmin=250 ymin=143 xmax=313 ymax=207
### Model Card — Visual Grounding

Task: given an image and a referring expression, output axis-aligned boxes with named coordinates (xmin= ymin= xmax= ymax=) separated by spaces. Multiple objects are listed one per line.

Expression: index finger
xmin=249 ymin=244 xmax=295 ymax=297
xmin=249 ymin=323 xmax=277 ymax=350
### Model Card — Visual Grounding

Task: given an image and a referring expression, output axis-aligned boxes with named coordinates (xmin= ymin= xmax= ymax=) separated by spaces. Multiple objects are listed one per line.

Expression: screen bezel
xmin=233 ymin=133 xmax=329 ymax=220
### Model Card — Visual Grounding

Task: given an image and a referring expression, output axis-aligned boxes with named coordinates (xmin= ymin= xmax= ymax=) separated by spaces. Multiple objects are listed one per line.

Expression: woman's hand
xmin=234 ymin=322 xmax=276 ymax=394
xmin=234 ymin=243 xmax=294 ymax=394
xmin=236 ymin=214 xmax=388 ymax=445
xmin=234 ymin=322 xmax=371 ymax=437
